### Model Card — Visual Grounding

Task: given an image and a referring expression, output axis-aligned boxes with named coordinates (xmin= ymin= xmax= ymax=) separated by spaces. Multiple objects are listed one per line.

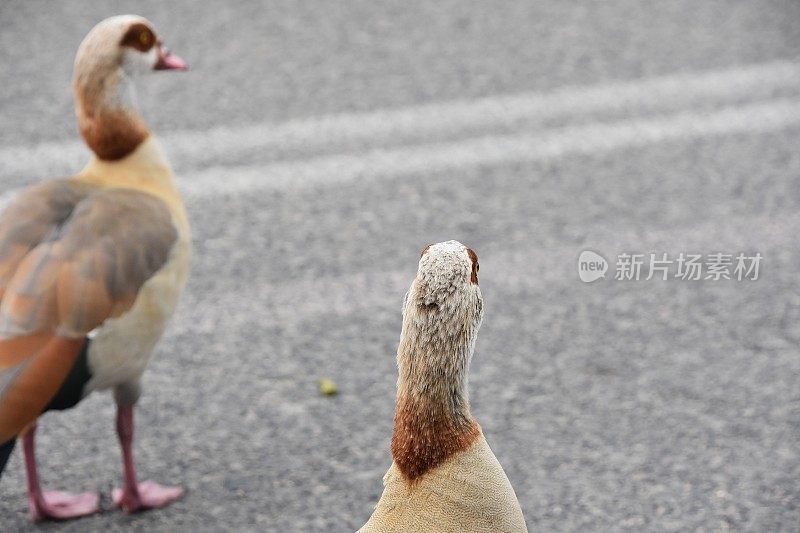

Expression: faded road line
xmin=1 ymin=59 xmax=800 ymax=182
xmin=180 ymin=98 xmax=800 ymax=197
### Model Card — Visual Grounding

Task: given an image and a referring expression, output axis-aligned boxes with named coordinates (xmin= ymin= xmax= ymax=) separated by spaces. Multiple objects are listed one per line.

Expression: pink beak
xmin=155 ymin=45 xmax=188 ymax=71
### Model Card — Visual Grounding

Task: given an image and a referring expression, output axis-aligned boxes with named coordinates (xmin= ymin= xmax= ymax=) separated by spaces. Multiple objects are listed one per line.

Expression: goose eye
xmin=121 ymin=23 xmax=156 ymax=52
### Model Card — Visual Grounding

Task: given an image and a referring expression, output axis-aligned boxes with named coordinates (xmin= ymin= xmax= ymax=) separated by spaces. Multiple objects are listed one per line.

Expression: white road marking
xmin=180 ymin=98 xmax=800 ymax=197
xmin=163 ymin=58 xmax=800 ymax=166
xmin=1 ymin=59 xmax=799 ymax=184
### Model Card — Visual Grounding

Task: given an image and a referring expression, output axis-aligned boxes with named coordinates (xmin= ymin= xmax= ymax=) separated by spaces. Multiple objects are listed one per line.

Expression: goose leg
xmin=112 ymin=405 xmax=183 ymax=513
xmin=22 ymin=422 xmax=99 ymax=521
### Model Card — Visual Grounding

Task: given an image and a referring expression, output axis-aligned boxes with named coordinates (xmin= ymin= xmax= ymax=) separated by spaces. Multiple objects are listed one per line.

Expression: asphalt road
xmin=1 ymin=1 xmax=799 ymax=531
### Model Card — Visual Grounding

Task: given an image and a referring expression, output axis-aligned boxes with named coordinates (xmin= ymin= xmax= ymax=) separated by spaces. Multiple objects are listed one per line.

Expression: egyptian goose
xmin=359 ymin=241 xmax=528 ymax=532
xmin=0 ymin=15 xmax=190 ymax=521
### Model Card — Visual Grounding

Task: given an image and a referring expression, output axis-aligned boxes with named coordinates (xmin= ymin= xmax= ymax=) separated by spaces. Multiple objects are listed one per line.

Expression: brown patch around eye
xmin=466 ymin=247 xmax=479 ymax=284
xmin=120 ymin=23 xmax=156 ymax=52
xmin=420 ymin=244 xmax=433 ymax=258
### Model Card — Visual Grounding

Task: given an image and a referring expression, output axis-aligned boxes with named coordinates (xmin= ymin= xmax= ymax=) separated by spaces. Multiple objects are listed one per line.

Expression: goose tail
xmin=0 ymin=438 xmax=15 ymax=480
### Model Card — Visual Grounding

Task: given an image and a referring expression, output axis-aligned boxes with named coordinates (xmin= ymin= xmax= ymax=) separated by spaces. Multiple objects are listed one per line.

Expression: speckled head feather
xmin=392 ymin=240 xmax=484 ymax=481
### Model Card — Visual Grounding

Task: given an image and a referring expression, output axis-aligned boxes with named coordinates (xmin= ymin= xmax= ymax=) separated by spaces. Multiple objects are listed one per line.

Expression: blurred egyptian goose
xmin=359 ymin=241 xmax=528 ymax=532
xmin=0 ymin=15 xmax=190 ymax=521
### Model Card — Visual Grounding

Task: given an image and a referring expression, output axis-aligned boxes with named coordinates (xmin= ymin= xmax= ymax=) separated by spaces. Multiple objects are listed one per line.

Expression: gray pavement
xmin=0 ymin=1 xmax=799 ymax=531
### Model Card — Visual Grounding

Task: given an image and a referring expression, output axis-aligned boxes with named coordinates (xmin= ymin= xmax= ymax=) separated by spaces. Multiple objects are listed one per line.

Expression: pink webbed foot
xmin=28 ymin=490 xmax=100 ymax=522
xmin=112 ymin=480 xmax=184 ymax=513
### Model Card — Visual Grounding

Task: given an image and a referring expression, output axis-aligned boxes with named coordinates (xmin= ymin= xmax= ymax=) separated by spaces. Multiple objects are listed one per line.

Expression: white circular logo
xmin=578 ymin=250 xmax=608 ymax=283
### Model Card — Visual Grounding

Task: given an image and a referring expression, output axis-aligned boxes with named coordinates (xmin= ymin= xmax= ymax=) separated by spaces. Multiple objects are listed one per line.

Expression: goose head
xmin=72 ymin=16 xmax=187 ymax=160
xmin=403 ymin=240 xmax=483 ymax=337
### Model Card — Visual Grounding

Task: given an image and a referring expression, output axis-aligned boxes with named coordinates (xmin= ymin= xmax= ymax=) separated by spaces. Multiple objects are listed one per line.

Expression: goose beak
xmin=155 ymin=45 xmax=188 ymax=71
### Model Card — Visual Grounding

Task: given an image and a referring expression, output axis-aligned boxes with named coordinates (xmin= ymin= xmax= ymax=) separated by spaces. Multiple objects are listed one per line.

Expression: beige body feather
xmin=360 ymin=434 xmax=526 ymax=533
xmin=75 ymin=137 xmax=191 ymax=397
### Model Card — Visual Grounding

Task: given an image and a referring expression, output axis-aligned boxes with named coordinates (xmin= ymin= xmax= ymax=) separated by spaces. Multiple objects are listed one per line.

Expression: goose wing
xmin=0 ymin=185 xmax=178 ymax=442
